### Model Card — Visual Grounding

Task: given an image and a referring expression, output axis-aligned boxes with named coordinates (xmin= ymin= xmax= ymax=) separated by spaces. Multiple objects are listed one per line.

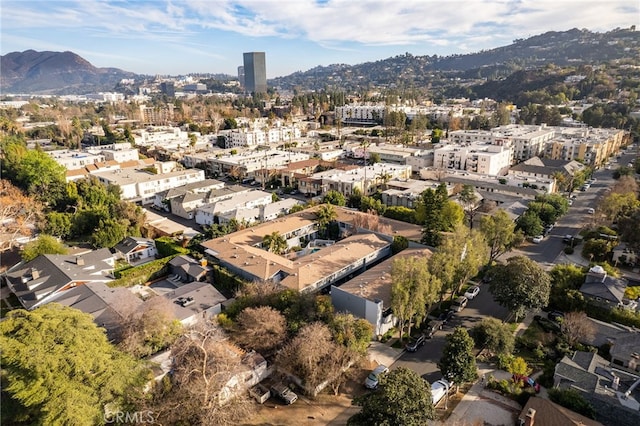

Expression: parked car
xmin=451 ymin=296 xmax=468 ymax=312
xmin=406 ymin=335 xmax=426 ymax=352
xmin=568 ymin=199 xmax=574 ymax=206
xmin=563 ymin=235 xmax=573 ymax=243
xmin=534 ymin=315 xmax=561 ymax=333
xmin=532 ymin=235 xmax=543 ymax=243
xmin=437 ymin=310 xmax=455 ymax=324
xmin=512 ymin=374 xmax=540 ymax=393
xmin=464 ymin=286 xmax=480 ymax=300
xmin=270 ymin=383 xmax=298 ymax=405
xmin=430 ymin=379 xmax=454 ymax=405
xmin=424 ymin=320 xmax=443 ymax=338
xmin=547 ymin=311 xmax=565 ymax=322
xmin=587 ymin=208 xmax=595 ymax=214
xmin=365 ymin=365 xmax=389 ymax=389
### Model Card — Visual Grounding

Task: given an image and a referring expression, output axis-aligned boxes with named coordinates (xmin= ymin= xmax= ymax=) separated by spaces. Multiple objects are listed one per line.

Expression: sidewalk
xmin=367 ymin=341 xmax=403 ymax=368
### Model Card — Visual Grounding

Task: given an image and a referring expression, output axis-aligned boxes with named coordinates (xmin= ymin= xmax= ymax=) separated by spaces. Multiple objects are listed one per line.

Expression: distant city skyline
xmin=1 ymin=1 xmax=638 ymax=78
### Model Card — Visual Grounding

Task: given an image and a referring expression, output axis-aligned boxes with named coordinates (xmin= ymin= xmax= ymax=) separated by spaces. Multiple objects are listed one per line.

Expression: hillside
xmin=270 ymin=27 xmax=640 ymax=91
xmin=0 ymin=50 xmax=136 ymax=95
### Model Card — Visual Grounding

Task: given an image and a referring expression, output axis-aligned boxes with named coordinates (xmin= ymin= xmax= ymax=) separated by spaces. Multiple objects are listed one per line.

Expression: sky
xmin=1 ymin=0 xmax=639 ymax=79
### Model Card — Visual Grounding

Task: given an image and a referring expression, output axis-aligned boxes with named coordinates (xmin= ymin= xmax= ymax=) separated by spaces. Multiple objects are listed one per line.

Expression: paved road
xmin=392 ymin=284 xmax=509 ymax=384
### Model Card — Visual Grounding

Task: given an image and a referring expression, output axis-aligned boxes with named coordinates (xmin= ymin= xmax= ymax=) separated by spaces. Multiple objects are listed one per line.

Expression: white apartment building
xmin=133 ymin=126 xmax=189 ymax=147
xmin=335 ymin=105 xmax=386 ymax=124
xmin=302 ymin=163 xmax=412 ymax=197
xmin=100 ymin=148 xmax=139 ymax=163
xmin=93 ymin=167 xmax=205 ymax=205
xmin=218 ymin=125 xmax=301 ymax=148
xmin=209 ymin=149 xmax=311 ymax=178
xmin=366 ymin=144 xmax=425 ymax=165
xmin=433 ymin=143 xmax=512 ymax=176
xmin=195 ymin=190 xmax=272 ymax=226
xmin=48 ymin=150 xmax=106 ymax=170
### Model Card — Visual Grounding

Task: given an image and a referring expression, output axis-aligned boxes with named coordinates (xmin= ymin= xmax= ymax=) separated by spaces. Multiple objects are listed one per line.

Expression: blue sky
xmin=2 ymin=0 xmax=638 ymax=78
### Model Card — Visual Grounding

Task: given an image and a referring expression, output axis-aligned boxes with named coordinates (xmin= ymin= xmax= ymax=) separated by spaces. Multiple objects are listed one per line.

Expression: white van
xmin=431 ymin=379 xmax=454 ymax=405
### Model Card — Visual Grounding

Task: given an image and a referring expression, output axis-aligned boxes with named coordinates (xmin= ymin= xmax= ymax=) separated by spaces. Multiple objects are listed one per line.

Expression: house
xmin=518 ymin=397 xmax=603 ymax=426
xmin=168 ymin=255 xmax=210 ymax=282
xmin=610 ymin=334 xmax=640 ymax=373
xmin=162 ymin=281 xmax=227 ymax=326
xmin=553 ymin=351 xmax=640 ymax=426
xmin=579 ymin=265 xmax=628 ymax=309
xmin=48 ymin=282 xmax=142 ymax=341
xmin=508 ymin=157 xmax=585 ymax=192
xmin=113 ymin=237 xmax=157 ymax=265
xmin=331 ymin=247 xmax=433 ymax=337
xmin=153 ymin=178 xmax=225 ymax=217
xmin=3 ymin=249 xmax=115 ymax=310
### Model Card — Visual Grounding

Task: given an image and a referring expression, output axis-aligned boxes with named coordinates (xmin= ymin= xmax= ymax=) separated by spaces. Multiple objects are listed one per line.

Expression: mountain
xmin=270 ymin=27 xmax=640 ymax=91
xmin=0 ymin=50 xmax=136 ymax=94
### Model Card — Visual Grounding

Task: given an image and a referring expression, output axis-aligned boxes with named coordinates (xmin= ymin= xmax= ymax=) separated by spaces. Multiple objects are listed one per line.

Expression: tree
xmin=391 ymin=255 xmax=441 ymax=340
xmin=516 ymin=210 xmax=544 ymax=237
xmin=315 ymin=204 xmax=337 ymax=237
xmin=417 ymin=183 xmax=449 ymax=246
xmin=144 ymin=323 xmax=255 ymax=424
xmin=548 ymin=388 xmax=596 ymax=419
xmin=118 ymin=296 xmax=182 ymax=357
xmin=15 ymin=149 xmax=67 ymax=204
xmin=472 ymin=317 xmax=515 ymax=356
xmin=458 ymin=184 xmax=479 ymax=229
xmin=0 ymin=304 xmax=147 ymax=426
xmin=549 ymin=264 xmax=587 ymax=311
xmin=329 ymin=312 xmax=373 ymax=355
xmin=561 ymin=311 xmax=595 ymax=346
xmin=323 ymin=190 xmax=346 ymax=206
xmin=506 ymin=356 xmax=531 ymax=376
xmin=441 ymin=200 xmax=464 ymax=230
xmin=262 ymin=231 xmax=288 ymax=255
xmin=480 ymin=209 xmax=524 ymax=264
xmin=0 ymin=179 xmax=42 ymax=250
xmin=91 ymin=218 xmax=128 ymax=248
xmin=20 ymin=234 xmax=67 ymax=261
xmin=349 ymin=367 xmax=436 ymax=426
xmin=234 ymin=306 xmax=287 ymax=355
xmin=438 ymin=327 xmax=477 ymax=389
xmin=368 ymin=152 xmax=381 ymax=164
xmin=489 ymin=256 xmax=551 ymax=321
xmin=429 ymin=225 xmax=487 ymax=301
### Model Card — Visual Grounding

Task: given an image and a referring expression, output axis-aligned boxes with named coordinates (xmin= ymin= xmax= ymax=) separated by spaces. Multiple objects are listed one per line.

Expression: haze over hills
xmin=1 ymin=27 xmax=638 ymax=95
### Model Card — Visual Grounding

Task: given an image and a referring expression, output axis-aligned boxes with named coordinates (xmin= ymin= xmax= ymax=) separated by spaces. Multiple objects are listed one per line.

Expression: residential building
xmin=194 ymin=190 xmax=272 ymax=226
xmin=139 ymin=104 xmax=175 ymax=125
xmin=508 ymin=157 xmax=585 ymax=192
xmin=243 ymin=52 xmax=267 ymax=93
xmin=48 ymin=150 xmax=106 ymax=170
xmin=168 ymin=255 xmax=211 ymax=283
xmin=544 ymin=127 xmax=626 ymax=167
xmin=162 ymin=281 xmax=226 ymax=326
xmin=579 ymin=265 xmax=628 ymax=310
xmin=92 ymin=167 xmax=205 ymax=205
xmin=331 ymin=248 xmax=432 ymax=337
xmin=367 ymin=144 xmax=425 ymax=165
xmin=518 ymin=397 xmax=603 ymax=426
xmin=3 ymin=249 xmax=115 ymax=310
xmin=207 ymin=149 xmax=310 ymax=179
xmin=381 ymin=179 xmax=452 ymax=208
xmin=113 ymin=237 xmax=157 ymax=265
xmin=335 ymin=105 xmax=385 ymax=125
xmin=433 ymin=143 xmax=512 ymax=175
xmin=610 ymin=334 xmax=640 ymax=373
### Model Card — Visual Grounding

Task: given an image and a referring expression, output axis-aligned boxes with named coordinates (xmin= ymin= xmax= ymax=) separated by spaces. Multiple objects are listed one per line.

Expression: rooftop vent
xmin=76 ymin=257 xmax=85 ymax=266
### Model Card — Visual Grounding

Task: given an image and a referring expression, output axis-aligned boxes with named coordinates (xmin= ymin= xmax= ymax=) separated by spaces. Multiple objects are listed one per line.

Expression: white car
xmin=464 ymin=286 xmax=480 ymax=300
xmin=532 ymin=235 xmax=544 ymax=243
xmin=365 ymin=365 xmax=388 ymax=389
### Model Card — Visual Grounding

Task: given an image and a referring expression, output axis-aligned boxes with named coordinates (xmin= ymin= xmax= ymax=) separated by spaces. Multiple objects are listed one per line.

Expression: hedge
xmin=155 ymin=236 xmax=190 ymax=258
xmin=109 ymin=255 xmax=178 ymax=287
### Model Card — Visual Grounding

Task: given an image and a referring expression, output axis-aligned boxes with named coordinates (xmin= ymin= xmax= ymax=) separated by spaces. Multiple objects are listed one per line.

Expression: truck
xmin=430 ymin=379 xmax=454 ymax=406
xmin=270 ymin=383 xmax=298 ymax=405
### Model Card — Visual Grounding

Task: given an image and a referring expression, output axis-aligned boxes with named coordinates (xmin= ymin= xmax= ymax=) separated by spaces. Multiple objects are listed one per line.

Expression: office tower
xmin=242 ymin=52 xmax=267 ymax=93
xmin=237 ymin=66 xmax=245 ymax=88
xmin=160 ymin=82 xmax=175 ymax=97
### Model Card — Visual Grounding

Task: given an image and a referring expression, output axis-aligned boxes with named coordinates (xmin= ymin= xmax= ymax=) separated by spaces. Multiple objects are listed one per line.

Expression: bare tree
xmin=145 ymin=324 xmax=255 ymax=425
xmin=0 ymin=179 xmax=42 ymax=252
xmin=561 ymin=311 xmax=595 ymax=346
xmin=118 ymin=295 xmax=181 ymax=357
xmin=234 ymin=306 xmax=287 ymax=356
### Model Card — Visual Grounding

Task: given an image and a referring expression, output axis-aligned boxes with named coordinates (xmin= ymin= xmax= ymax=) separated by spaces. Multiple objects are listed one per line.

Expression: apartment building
xmin=217 ymin=125 xmax=301 ymax=148
xmin=208 ymin=149 xmax=311 ymax=179
xmin=544 ymin=127 xmax=626 ymax=166
xmin=93 ymin=167 xmax=205 ymax=205
xmin=433 ymin=143 xmax=512 ymax=175
xmin=139 ymin=104 xmax=175 ymax=125
xmin=194 ymin=190 xmax=272 ymax=226
xmin=335 ymin=105 xmax=386 ymax=124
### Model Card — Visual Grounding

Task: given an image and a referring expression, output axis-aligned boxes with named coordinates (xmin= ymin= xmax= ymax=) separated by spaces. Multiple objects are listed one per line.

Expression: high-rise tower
xmin=242 ymin=52 xmax=267 ymax=93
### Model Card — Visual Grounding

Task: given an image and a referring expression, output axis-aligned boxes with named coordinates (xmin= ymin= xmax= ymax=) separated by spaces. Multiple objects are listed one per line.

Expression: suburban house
xmin=113 ymin=237 xmax=157 ymax=265
xmin=518 ymin=397 xmax=603 ymax=426
xmin=579 ymin=265 xmax=628 ymax=310
xmin=331 ymin=247 xmax=433 ymax=337
xmin=610 ymin=334 xmax=640 ymax=373
xmin=162 ymin=281 xmax=227 ymax=326
xmin=153 ymin=178 xmax=225 ymax=218
xmin=508 ymin=156 xmax=585 ymax=192
xmin=3 ymin=249 xmax=115 ymax=310
xmin=200 ymin=206 xmax=406 ymax=293
xmin=195 ymin=190 xmax=272 ymax=226
xmin=168 ymin=255 xmax=211 ymax=283
xmin=48 ymin=281 xmax=142 ymax=341
xmin=553 ymin=351 xmax=640 ymax=426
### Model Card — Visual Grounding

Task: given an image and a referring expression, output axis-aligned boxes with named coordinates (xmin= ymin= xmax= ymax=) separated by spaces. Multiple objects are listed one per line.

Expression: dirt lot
xmin=242 ymin=363 xmax=469 ymax=426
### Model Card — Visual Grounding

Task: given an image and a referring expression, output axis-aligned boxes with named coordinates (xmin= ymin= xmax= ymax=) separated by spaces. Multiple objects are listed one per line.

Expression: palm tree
xmin=315 ymin=204 xmax=337 ymax=237
xmin=262 ymin=231 xmax=288 ymax=255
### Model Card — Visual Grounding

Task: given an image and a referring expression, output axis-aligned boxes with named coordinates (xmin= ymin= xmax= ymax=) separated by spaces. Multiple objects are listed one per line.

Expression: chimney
xmin=524 ymin=408 xmax=536 ymax=426
xmin=31 ymin=268 xmax=40 ymax=280
xmin=76 ymin=257 xmax=85 ymax=266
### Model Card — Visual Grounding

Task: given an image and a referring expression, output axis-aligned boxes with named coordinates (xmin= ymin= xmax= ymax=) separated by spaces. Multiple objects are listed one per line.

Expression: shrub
xmin=548 ymin=388 xmax=596 ymax=419
xmin=564 ymin=246 xmax=574 ymax=254
xmin=155 ymin=236 xmax=189 ymax=257
xmin=110 ymin=255 xmax=177 ymax=287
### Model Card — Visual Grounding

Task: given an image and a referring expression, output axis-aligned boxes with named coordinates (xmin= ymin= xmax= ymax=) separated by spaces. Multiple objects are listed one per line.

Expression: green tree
xmin=391 ymin=255 xmax=441 ymax=340
xmin=516 ymin=210 xmax=544 ymax=237
xmin=20 ymin=234 xmax=68 ymax=261
xmin=548 ymin=388 xmax=596 ymax=419
xmin=480 ymin=209 xmax=524 ymax=264
xmin=44 ymin=211 xmax=73 ymax=238
xmin=549 ymin=264 xmax=587 ymax=311
xmin=472 ymin=317 xmax=515 ymax=356
xmin=458 ymin=184 xmax=478 ymax=229
xmin=262 ymin=231 xmax=288 ymax=255
xmin=368 ymin=152 xmax=381 ymax=164
xmin=489 ymin=256 xmax=551 ymax=321
xmin=441 ymin=200 xmax=464 ymax=230
xmin=323 ymin=190 xmax=346 ymax=206
xmin=0 ymin=304 xmax=147 ymax=426
xmin=506 ymin=356 xmax=531 ymax=376
xmin=349 ymin=367 xmax=436 ymax=426
xmin=91 ymin=218 xmax=128 ymax=249
xmin=438 ymin=327 xmax=477 ymax=388
xmin=15 ymin=149 xmax=67 ymax=204
xmin=417 ymin=183 xmax=449 ymax=246
xmin=315 ymin=204 xmax=337 ymax=237
xmin=329 ymin=313 xmax=374 ymax=355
